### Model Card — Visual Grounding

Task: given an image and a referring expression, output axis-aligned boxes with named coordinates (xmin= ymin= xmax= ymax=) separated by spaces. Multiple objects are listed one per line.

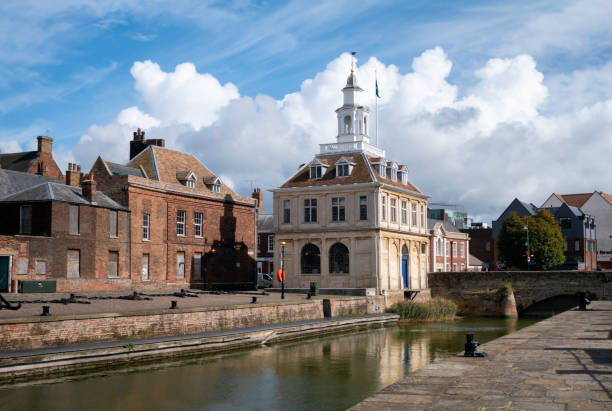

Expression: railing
xmin=319 ymin=141 xmax=386 ymax=157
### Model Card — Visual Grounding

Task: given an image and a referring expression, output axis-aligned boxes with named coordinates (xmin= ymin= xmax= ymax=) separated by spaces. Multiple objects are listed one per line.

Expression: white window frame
xmin=177 ymin=210 xmax=186 ymax=236
xmin=411 ymin=203 xmax=417 ymax=226
xmin=460 ymin=242 xmax=465 ymax=258
xmin=452 ymin=242 xmax=457 ymax=257
xmin=268 ymin=235 xmax=274 ymax=252
xmin=390 ymin=198 xmax=397 ymax=223
xmin=142 ymin=213 xmax=150 ymax=241
xmin=194 ymin=212 xmax=203 ymax=237
xmin=401 ymin=201 xmax=407 ymax=225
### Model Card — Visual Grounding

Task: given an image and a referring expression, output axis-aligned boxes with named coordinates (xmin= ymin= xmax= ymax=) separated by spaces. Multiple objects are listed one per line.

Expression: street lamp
xmin=280 ymin=241 xmax=287 ymax=299
xmin=524 ymin=223 xmax=530 ymax=271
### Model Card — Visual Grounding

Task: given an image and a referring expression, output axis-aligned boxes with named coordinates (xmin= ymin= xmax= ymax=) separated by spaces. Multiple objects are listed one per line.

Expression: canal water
xmin=0 ymin=317 xmax=537 ymax=411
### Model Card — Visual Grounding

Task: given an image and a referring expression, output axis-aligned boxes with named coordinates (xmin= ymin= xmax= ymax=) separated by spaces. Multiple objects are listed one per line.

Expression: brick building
xmin=0 ymin=167 xmax=129 ymax=292
xmin=428 ymin=219 xmax=469 ymax=272
xmin=90 ymin=129 xmax=257 ymax=290
xmin=461 ymin=226 xmax=495 ymax=270
xmin=0 ymin=136 xmax=63 ymax=180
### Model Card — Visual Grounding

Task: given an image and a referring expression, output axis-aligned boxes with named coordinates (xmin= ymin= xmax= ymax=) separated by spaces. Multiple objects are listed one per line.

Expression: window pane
xmin=109 ymin=211 xmax=118 ymax=237
xmin=193 ymin=253 xmax=202 ymax=280
xmin=143 ymin=213 xmax=150 ymax=240
xmin=69 ymin=205 xmax=79 ymax=235
xmin=177 ymin=210 xmax=185 ymax=236
xmin=108 ymin=251 xmax=119 ymax=278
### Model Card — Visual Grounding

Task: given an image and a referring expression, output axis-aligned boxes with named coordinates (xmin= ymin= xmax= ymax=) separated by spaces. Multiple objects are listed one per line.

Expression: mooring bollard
xmin=251 ymin=296 xmax=257 ymax=304
xmin=464 ymin=333 xmax=487 ymax=357
xmin=41 ymin=306 xmax=51 ymax=316
xmin=578 ymin=292 xmax=591 ymax=310
xmin=170 ymin=300 xmax=178 ymax=309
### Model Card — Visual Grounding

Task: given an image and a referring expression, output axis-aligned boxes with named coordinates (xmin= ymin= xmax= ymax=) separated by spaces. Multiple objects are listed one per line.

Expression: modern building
xmin=91 ymin=129 xmax=258 ymax=290
xmin=541 ymin=192 xmax=612 ymax=269
xmin=428 ymin=219 xmax=469 ymax=272
xmin=427 ymin=203 xmax=468 ymax=229
xmin=271 ymin=68 xmax=430 ymax=299
xmin=492 ymin=198 xmax=538 ymax=239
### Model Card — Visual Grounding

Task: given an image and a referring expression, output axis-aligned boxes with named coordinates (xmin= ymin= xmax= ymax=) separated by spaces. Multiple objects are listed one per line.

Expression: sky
xmin=1 ymin=0 xmax=612 ymax=223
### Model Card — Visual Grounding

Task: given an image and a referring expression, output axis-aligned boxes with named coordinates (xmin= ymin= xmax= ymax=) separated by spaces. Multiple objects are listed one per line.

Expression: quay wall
xmin=0 ymin=297 xmax=379 ymax=350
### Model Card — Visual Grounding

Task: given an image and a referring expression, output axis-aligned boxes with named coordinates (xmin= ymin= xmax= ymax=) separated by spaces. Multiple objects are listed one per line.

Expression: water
xmin=0 ymin=318 xmax=537 ymax=411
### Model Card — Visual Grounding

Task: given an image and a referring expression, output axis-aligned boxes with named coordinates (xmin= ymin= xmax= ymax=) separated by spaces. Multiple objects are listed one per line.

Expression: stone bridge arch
xmin=428 ymin=271 xmax=611 ymax=316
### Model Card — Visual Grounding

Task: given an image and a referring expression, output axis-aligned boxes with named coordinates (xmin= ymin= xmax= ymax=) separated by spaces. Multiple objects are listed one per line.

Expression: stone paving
xmin=0 ymin=289 xmax=317 ymax=319
xmin=352 ymin=301 xmax=612 ymax=410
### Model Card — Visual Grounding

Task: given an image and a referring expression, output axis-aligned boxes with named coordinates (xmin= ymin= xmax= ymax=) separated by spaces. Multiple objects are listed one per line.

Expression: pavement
xmin=352 ymin=301 xmax=612 ymax=411
xmin=0 ymin=289 xmax=319 ymax=319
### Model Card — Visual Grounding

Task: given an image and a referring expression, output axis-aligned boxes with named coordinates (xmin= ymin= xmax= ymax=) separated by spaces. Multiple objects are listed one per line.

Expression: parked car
xmin=257 ymin=273 xmax=273 ymax=288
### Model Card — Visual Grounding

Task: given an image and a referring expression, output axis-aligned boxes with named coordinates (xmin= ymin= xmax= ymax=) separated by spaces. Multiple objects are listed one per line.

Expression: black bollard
xmin=251 ymin=296 xmax=257 ymax=304
xmin=578 ymin=292 xmax=591 ymax=310
xmin=41 ymin=306 xmax=51 ymax=316
xmin=464 ymin=333 xmax=487 ymax=357
xmin=170 ymin=300 xmax=178 ymax=309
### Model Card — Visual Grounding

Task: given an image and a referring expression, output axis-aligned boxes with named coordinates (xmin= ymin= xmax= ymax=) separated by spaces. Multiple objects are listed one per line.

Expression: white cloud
xmin=130 ymin=61 xmax=239 ymax=129
xmin=70 ymin=50 xmax=612 ymax=222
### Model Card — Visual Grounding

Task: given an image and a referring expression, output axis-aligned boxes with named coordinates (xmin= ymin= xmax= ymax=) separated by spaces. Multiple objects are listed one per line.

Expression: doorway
xmin=0 ymin=256 xmax=11 ymax=292
xmin=401 ymin=245 xmax=409 ymax=289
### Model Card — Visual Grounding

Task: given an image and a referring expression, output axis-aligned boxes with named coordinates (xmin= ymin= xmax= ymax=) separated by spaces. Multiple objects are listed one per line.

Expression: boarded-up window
xmin=69 ymin=205 xmax=79 ymax=235
xmin=36 ymin=260 xmax=46 ymax=275
xmin=108 ymin=251 xmax=119 ymax=278
xmin=19 ymin=205 xmax=32 ymax=234
xmin=109 ymin=210 xmax=118 ymax=237
xmin=193 ymin=252 xmax=202 ymax=280
xmin=67 ymin=250 xmax=80 ymax=278
xmin=176 ymin=252 xmax=185 ymax=279
xmin=142 ymin=254 xmax=149 ymax=281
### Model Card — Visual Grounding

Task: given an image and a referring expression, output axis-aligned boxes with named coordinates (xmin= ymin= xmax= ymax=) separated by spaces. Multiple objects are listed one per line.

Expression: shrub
xmin=385 ymin=298 xmax=457 ymax=321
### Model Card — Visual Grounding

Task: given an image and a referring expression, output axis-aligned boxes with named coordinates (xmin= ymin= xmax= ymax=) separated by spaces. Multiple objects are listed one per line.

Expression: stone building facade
xmin=271 ymin=69 xmax=429 ymax=297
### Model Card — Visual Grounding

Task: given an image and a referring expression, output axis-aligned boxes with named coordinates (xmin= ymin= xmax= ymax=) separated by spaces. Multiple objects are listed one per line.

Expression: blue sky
xmin=1 ymin=0 xmax=612 ymax=221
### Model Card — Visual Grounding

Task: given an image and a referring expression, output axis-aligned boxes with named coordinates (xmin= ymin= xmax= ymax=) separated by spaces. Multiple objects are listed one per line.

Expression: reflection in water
xmin=0 ymin=318 xmax=537 ymax=411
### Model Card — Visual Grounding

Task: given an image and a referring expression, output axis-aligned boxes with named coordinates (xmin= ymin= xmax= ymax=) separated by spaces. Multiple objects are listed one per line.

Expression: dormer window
xmin=310 ymin=165 xmax=322 ymax=179
xmin=387 ymin=162 xmax=398 ymax=182
xmin=177 ymin=171 xmax=197 ymax=188
xmin=335 ymin=157 xmax=355 ymax=177
xmin=308 ymin=159 xmax=328 ymax=179
xmin=399 ymin=166 xmax=408 ymax=184
xmin=204 ymin=176 xmax=222 ymax=193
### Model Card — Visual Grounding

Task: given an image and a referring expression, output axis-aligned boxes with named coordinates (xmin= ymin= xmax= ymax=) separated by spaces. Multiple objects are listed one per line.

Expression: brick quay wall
xmin=0 ymin=297 xmax=376 ymax=350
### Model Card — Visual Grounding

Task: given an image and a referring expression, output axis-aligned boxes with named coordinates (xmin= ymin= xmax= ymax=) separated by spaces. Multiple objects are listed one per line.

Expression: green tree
xmin=525 ymin=210 xmax=565 ymax=270
xmin=497 ymin=210 xmax=565 ymax=270
xmin=497 ymin=212 xmax=527 ymax=269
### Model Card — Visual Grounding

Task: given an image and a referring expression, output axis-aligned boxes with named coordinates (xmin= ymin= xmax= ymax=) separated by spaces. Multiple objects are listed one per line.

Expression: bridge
xmin=428 ymin=271 xmax=611 ymax=316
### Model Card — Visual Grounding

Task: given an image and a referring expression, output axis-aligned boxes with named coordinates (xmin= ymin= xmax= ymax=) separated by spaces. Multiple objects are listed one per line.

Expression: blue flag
xmin=375 ymin=79 xmax=380 ymax=98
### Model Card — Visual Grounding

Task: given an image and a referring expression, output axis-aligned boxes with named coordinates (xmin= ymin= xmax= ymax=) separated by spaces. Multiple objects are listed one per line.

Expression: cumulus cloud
xmin=69 ymin=49 xmax=612 ymax=222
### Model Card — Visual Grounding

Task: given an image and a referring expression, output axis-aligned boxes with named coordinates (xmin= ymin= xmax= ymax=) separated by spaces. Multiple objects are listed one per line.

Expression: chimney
xmin=252 ymin=187 xmax=263 ymax=214
xmin=37 ymin=136 xmax=53 ymax=154
xmin=130 ymin=128 xmax=166 ymax=160
xmin=81 ymin=173 xmax=97 ymax=203
xmin=65 ymin=163 xmax=82 ymax=187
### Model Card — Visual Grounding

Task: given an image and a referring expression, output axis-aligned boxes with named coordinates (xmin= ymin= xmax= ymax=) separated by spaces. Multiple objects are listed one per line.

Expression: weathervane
xmin=351 ymin=51 xmax=357 ymax=72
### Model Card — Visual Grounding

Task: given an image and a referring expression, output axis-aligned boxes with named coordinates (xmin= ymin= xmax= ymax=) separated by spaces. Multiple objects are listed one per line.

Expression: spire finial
xmin=350 ymin=51 xmax=357 ymax=72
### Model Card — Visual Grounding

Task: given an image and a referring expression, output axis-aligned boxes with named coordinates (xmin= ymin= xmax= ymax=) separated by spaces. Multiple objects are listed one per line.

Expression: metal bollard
xmin=464 ymin=333 xmax=487 ymax=357
xmin=578 ymin=292 xmax=591 ymax=310
xmin=251 ymin=296 xmax=258 ymax=304
xmin=170 ymin=300 xmax=178 ymax=309
xmin=41 ymin=306 xmax=51 ymax=316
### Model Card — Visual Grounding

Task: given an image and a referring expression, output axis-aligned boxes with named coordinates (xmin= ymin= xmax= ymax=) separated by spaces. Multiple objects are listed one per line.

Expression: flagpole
xmin=375 ymin=70 xmax=379 ymax=147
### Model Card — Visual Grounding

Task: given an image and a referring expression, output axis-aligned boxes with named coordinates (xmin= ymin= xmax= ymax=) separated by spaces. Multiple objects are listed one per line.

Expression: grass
xmin=385 ymin=298 xmax=457 ymax=321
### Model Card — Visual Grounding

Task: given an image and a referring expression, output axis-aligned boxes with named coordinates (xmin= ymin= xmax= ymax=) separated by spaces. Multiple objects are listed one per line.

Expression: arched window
xmin=301 ymin=243 xmax=320 ymax=274
xmin=329 ymin=242 xmax=349 ymax=274
xmin=344 ymin=115 xmax=352 ymax=134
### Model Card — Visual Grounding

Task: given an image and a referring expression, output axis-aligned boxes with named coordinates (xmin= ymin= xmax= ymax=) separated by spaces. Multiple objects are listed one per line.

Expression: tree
xmin=525 ymin=210 xmax=565 ymax=270
xmin=497 ymin=212 xmax=527 ymax=269
xmin=497 ymin=210 xmax=565 ymax=270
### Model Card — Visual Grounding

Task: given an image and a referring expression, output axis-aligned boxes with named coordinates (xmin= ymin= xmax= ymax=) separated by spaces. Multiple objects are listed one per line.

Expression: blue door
xmin=401 ymin=255 xmax=409 ymax=289
xmin=0 ymin=256 xmax=9 ymax=292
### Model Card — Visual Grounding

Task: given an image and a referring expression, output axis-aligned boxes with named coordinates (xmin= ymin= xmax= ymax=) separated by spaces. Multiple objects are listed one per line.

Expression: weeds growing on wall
xmin=385 ymin=298 xmax=457 ymax=321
